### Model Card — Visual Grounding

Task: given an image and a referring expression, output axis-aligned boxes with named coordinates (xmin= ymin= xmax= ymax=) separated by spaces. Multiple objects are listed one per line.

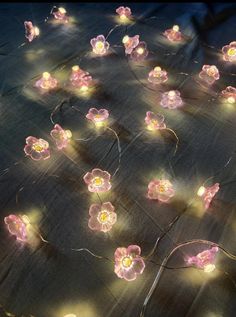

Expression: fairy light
xmin=227 ymin=96 xmax=235 ymax=104
xmin=122 ymin=35 xmax=130 ymax=44
xmin=137 ymin=47 xmax=144 ymax=55
xmin=58 ymin=7 xmax=66 ymax=14
xmin=203 ymin=264 xmax=216 ymax=273
xmin=173 ymin=25 xmax=179 ymax=32
xmin=154 ymin=66 xmax=161 ymax=73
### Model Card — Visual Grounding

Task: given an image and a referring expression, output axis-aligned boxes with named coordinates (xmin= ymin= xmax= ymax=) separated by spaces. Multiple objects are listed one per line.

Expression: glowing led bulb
xmin=86 ymin=108 xmax=109 ymax=127
xmin=204 ymin=264 xmax=216 ymax=273
xmin=227 ymin=96 xmax=235 ymax=104
xmin=122 ymin=35 xmax=130 ymax=44
xmin=186 ymin=247 xmax=218 ymax=272
xmin=168 ymin=90 xmax=176 ymax=98
xmin=116 ymin=6 xmax=132 ymax=22
xmin=173 ymin=25 xmax=179 ymax=32
xmin=59 ymin=7 xmax=66 ymax=14
xmin=83 ymin=168 xmax=111 ymax=193
xmin=90 ymin=35 xmax=110 ymax=55
xmin=137 ymin=47 xmax=144 ymax=55
xmin=43 ymin=72 xmax=50 ymax=80
xmin=154 ymin=66 xmax=161 ymax=72
xmin=24 ymin=21 xmax=40 ymax=42
xmin=197 ymin=186 xmax=206 ymax=197
xmin=72 ymin=65 xmax=80 ymax=72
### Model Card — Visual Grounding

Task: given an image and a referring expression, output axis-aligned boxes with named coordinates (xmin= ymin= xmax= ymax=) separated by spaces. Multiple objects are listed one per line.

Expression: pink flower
xmin=24 ymin=136 xmax=50 ymax=161
xmin=222 ymin=41 xmax=236 ymax=62
xmin=186 ymin=246 xmax=219 ymax=272
xmin=197 ymin=183 xmax=220 ymax=210
xmin=221 ymin=86 xmax=236 ymax=104
xmin=90 ymin=35 xmax=109 ymax=56
xmin=116 ymin=6 xmax=132 ymax=20
xmin=35 ymin=72 xmax=58 ymax=90
xmin=164 ymin=25 xmax=182 ymax=42
xmin=144 ymin=111 xmax=166 ymax=131
xmin=130 ymin=41 xmax=148 ymax=62
xmin=24 ymin=21 xmax=39 ymax=42
xmin=148 ymin=66 xmax=168 ymax=85
xmin=199 ymin=65 xmax=220 ymax=85
xmin=52 ymin=7 xmax=69 ymax=23
xmin=88 ymin=202 xmax=117 ymax=232
xmin=86 ymin=108 xmax=109 ymax=126
xmin=83 ymin=168 xmax=111 ymax=193
xmin=160 ymin=90 xmax=183 ymax=109
xmin=50 ymin=124 xmax=72 ymax=150
xmin=147 ymin=179 xmax=175 ymax=203
xmin=114 ymin=245 xmax=145 ymax=281
xmin=70 ymin=65 xmax=92 ymax=90
xmin=4 ymin=214 xmax=28 ymax=242
xmin=122 ymin=35 xmax=139 ymax=55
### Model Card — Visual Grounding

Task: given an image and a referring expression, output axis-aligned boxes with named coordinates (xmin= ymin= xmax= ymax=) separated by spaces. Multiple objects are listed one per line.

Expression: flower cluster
xmin=221 ymin=86 xmax=236 ymax=104
xmin=114 ymin=245 xmax=145 ymax=281
xmin=147 ymin=179 xmax=175 ymax=203
xmin=164 ymin=25 xmax=182 ymax=42
xmin=144 ymin=111 xmax=166 ymax=131
xmin=35 ymin=72 xmax=58 ymax=91
xmin=122 ymin=34 xmax=148 ymax=61
xmin=88 ymin=202 xmax=117 ymax=232
xmin=52 ymin=7 xmax=69 ymax=23
xmin=70 ymin=65 xmax=93 ymax=91
xmin=86 ymin=108 xmax=109 ymax=127
xmin=186 ymin=247 xmax=219 ymax=272
xmin=83 ymin=168 xmax=111 ymax=193
xmin=160 ymin=90 xmax=183 ymax=109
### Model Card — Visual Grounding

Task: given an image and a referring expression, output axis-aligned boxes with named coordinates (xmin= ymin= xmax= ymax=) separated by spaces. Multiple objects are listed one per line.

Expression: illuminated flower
xmin=69 ymin=65 xmax=92 ymax=91
xmin=144 ymin=111 xmax=166 ymax=131
xmin=221 ymin=86 xmax=236 ymax=104
xmin=86 ymin=108 xmax=109 ymax=127
xmin=222 ymin=41 xmax=236 ymax=62
xmin=197 ymin=183 xmax=220 ymax=210
xmin=88 ymin=202 xmax=117 ymax=232
xmin=122 ymin=35 xmax=139 ymax=55
xmin=24 ymin=21 xmax=39 ymax=42
xmin=24 ymin=136 xmax=50 ymax=161
xmin=186 ymin=246 xmax=219 ymax=272
xmin=148 ymin=66 xmax=168 ymax=85
xmin=160 ymin=90 xmax=183 ymax=109
xmin=4 ymin=214 xmax=29 ymax=242
xmin=35 ymin=72 xmax=58 ymax=90
xmin=130 ymin=41 xmax=148 ymax=62
xmin=199 ymin=65 xmax=220 ymax=85
xmin=50 ymin=124 xmax=72 ymax=150
xmin=147 ymin=179 xmax=175 ymax=202
xmin=83 ymin=168 xmax=111 ymax=193
xmin=90 ymin=35 xmax=109 ymax=56
xmin=52 ymin=7 xmax=69 ymax=23
xmin=164 ymin=25 xmax=182 ymax=42
xmin=114 ymin=245 xmax=145 ymax=281
xmin=116 ymin=6 xmax=132 ymax=20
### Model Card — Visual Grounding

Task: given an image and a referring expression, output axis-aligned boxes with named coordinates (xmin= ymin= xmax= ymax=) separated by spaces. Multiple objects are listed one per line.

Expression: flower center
xmin=32 ymin=143 xmax=44 ymax=152
xmin=137 ymin=47 xmax=144 ymax=55
xmin=122 ymin=256 xmax=133 ymax=268
xmin=203 ymin=264 xmax=215 ymax=273
xmin=227 ymin=96 xmax=235 ymax=104
xmin=42 ymin=72 xmax=50 ymax=80
xmin=227 ymin=47 xmax=236 ymax=57
xmin=92 ymin=177 xmax=104 ymax=187
xmin=168 ymin=91 xmax=176 ymax=98
xmin=158 ymin=184 xmax=166 ymax=193
xmin=98 ymin=210 xmax=109 ymax=223
xmin=207 ymin=67 xmax=216 ymax=76
xmin=95 ymin=41 xmax=104 ymax=50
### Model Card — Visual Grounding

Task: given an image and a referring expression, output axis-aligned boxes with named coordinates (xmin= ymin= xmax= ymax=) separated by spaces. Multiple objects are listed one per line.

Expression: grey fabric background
xmin=0 ymin=2 xmax=236 ymax=317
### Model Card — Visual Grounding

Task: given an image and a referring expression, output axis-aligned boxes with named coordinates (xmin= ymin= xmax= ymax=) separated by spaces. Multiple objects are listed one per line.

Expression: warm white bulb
xmin=154 ymin=66 xmax=161 ymax=72
xmin=122 ymin=35 xmax=129 ymax=44
xmin=227 ymin=96 xmax=235 ymax=104
xmin=204 ymin=264 xmax=215 ymax=273
xmin=173 ymin=25 xmax=179 ymax=32
xmin=42 ymin=72 xmax=50 ymax=79
xmin=197 ymin=186 xmax=206 ymax=197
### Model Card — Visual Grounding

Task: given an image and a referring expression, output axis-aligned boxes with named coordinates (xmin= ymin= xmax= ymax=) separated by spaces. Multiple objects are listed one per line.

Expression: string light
xmin=50 ymin=124 xmax=72 ymax=150
xmin=24 ymin=136 xmax=50 ymax=161
xmin=90 ymin=35 xmax=110 ymax=56
xmin=130 ymin=41 xmax=148 ymax=62
xmin=88 ymin=202 xmax=117 ymax=232
xmin=148 ymin=66 xmax=168 ymax=85
xmin=83 ymin=168 xmax=112 ymax=193
xmin=222 ymin=41 xmax=236 ymax=62
xmin=144 ymin=111 xmax=166 ymax=131
xmin=52 ymin=7 xmax=69 ymax=23
xmin=160 ymin=90 xmax=183 ymax=109
xmin=4 ymin=214 xmax=30 ymax=242
xmin=122 ymin=35 xmax=140 ymax=54
xmin=186 ymin=247 xmax=219 ymax=272
xmin=164 ymin=25 xmax=182 ymax=42
xmin=147 ymin=179 xmax=175 ymax=203
xmin=86 ymin=107 xmax=109 ymax=127
xmin=221 ymin=86 xmax=236 ymax=104
xmin=199 ymin=65 xmax=220 ymax=85
xmin=197 ymin=183 xmax=220 ymax=210
xmin=35 ymin=72 xmax=58 ymax=90
xmin=114 ymin=245 xmax=145 ymax=281
xmin=24 ymin=21 xmax=40 ymax=42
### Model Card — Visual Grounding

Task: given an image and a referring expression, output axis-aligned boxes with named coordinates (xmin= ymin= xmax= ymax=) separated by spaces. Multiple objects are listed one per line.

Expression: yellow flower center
xmin=137 ymin=47 xmax=144 ymax=55
xmin=95 ymin=41 xmax=104 ymax=50
xmin=227 ymin=47 xmax=236 ymax=57
xmin=32 ymin=143 xmax=44 ymax=152
xmin=42 ymin=72 xmax=50 ymax=80
xmin=168 ymin=91 xmax=176 ymax=98
xmin=93 ymin=177 xmax=104 ymax=187
xmin=203 ymin=264 xmax=215 ymax=273
xmin=122 ymin=256 xmax=133 ymax=268
xmin=207 ymin=67 xmax=216 ymax=76
xmin=158 ymin=184 xmax=166 ymax=193
xmin=98 ymin=210 xmax=109 ymax=223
